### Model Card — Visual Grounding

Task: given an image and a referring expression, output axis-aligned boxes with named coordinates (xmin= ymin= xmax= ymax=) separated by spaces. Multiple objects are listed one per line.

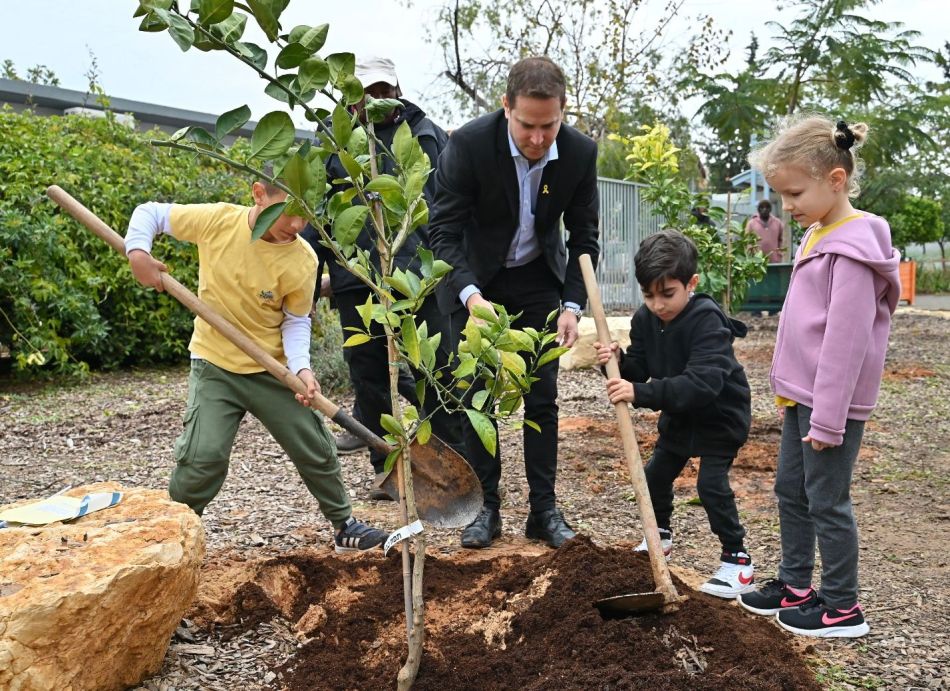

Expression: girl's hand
xmin=605 ymin=378 xmax=634 ymax=404
xmin=593 ymin=341 xmax=619 ymax=366
xmin=802 ymin=435 xmax=834 ymax=452
xmin=777 ymin=405 xmax=786 ymax=420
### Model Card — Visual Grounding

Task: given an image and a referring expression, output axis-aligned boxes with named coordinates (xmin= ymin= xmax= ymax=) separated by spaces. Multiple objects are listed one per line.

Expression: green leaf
xmin=415 ymin=419 xmax=432 ymax=445
xmin=186 ymin=127 xmax=217 ymax=149
xmin=337 ymin=151 xmax=363 ymax=181
xmin=355 ymin=293 xmax=374 ymax=329
xmin=249 ymin=111 xmax=295 ymax=160
xmin=471 ymin=305 xmax=497 ymax=323
xmin=465 ymin=409 xmax=496 ymax=457
xmin=364 ymin=175 xmax=401 ymax=194
xmin=214 ymin=104 xmax=251 ymax=140
xmin=276 ymin=42 xmax=310 ymax=69
xmin=380 ymin=413 xmax=405 ymax=438
xmin=500 ymin=350 xmax=527 ymax=376
xmin=536 ymin=345 xmax=570 ymax=368
xmin=327 ymin=52 xmax=355 ymax=82
xmin=384 ymin=449 xmax=401 ymax=473
xmin=331 ymin=103 xmax=352 ymax=150
xmin=364 ymin=96 xmax=402 ymax=123
xmin=332 ymin=205 xmax=369 ymax=246
xmin=251 ymin=201 xmax=286 ymax=241
xmin=402 ymin=405 xmax=419 ymax=422
xmin=401 ymin=315 xmax=420 ymax=367
xmin=343 ymin=333 xmax=371 ymax=347
xmin=198 ymin=0 xmax=233 ymax=25
xmin=152 ymin=8 xmax=195 ymax=51
xmin=138 ymin=13 xmax=168 ymax=31
xmin=392 ymin=120 xmax=418 ymax=169
xmin=281 ymin=153 xmax=313 ymax=200
xmin=472 ymin=389 xmax=489 ymax=410
xmin=340 ymin=75 xmax=364 ymax=105
xmin=452 ymin=355 xmax=477 ymax=378
xmin=247 ymin=0 xmax=278 ymax=40
xmin=431 ymin=259 xmax=452 ymax=279
xmin=295 ymin=23 xmax=328 ymax=52
xmin=233 ymin=40 xmax=266 ymax=69
xmin=524 ymin=419 xmax=541 ymax=433
xmin=297 ymin=57 xmax=329 ymax=93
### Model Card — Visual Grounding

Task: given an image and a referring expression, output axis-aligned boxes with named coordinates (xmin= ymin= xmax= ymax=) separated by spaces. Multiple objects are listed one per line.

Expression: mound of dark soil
xmin=196 ymin=537 xmax=819 ymax=690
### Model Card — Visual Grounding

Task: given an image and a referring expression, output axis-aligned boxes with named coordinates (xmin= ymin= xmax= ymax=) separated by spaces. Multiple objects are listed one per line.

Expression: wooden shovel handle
xmin=579 ymin=254 xmax=679 ymax=602
xmin=46 ymin=185 xmax=390 ymax=456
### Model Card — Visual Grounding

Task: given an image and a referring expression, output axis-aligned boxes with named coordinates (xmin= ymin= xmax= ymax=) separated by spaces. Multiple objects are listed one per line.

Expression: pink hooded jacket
xmin=771 ymin=214 xmax=901 ymax=446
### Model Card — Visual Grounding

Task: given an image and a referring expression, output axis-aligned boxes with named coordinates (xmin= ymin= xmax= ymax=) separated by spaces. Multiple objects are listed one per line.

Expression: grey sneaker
xmin=334 ymin=431 xmax=368 ymax=455
xmin=334 ymin=517 xmax=388 ymax=553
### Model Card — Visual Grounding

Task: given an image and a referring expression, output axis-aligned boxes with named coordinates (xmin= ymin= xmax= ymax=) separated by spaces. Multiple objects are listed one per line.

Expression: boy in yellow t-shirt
xmin=125 ymin=177 xmax=388 ymax=553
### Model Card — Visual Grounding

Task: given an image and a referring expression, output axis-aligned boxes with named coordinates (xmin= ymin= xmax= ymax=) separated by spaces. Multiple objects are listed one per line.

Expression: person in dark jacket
xmin=302 ymin=57 xmax=464 ymax=497
xmin=428 ymin=56 xmax=600 ymax=550
xmin=594 ymin=229 xmax=755 ymax=599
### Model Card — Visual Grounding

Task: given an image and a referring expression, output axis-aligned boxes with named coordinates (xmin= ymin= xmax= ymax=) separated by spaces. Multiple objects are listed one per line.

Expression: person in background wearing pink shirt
xmin=746 ymin=199 xmax=785 ymax=262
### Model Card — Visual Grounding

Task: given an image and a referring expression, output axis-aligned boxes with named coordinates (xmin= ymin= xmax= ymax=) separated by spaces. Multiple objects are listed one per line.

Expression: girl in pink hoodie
xmin=737 ymin=116 xmax=901 ymax=638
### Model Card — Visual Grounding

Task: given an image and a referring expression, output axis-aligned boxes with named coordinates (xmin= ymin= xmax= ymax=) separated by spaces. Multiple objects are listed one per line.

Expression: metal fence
xmin=594 ymin=177 xmax=664 ymax=311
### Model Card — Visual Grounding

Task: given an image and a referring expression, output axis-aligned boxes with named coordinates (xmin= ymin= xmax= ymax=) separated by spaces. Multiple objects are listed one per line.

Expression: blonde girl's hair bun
xmin=832 ymin=121 xmax=868 ymax=151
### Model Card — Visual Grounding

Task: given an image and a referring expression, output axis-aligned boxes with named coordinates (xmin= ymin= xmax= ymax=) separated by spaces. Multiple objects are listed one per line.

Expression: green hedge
xmin=0 ymin=107 xmax=251 ymax=377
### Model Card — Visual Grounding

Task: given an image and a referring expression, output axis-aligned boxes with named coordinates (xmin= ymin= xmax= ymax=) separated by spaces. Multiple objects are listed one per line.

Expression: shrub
xmin=310 ymin=299 xmax=351 ymax=397
xmin=0 ymin=107 xmax=250 ymax=377
xmin=916 ymin=266 xmax=950 ymax=294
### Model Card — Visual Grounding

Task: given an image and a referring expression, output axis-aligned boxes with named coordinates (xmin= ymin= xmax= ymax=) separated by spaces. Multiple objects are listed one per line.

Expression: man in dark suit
xmin=429 ymin=56 xmax=600 ymax=549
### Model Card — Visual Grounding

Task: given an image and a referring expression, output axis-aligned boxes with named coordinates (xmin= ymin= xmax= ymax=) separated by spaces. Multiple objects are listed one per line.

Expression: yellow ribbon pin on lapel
xmin=542 ymin=184 xmax=550 ymax=195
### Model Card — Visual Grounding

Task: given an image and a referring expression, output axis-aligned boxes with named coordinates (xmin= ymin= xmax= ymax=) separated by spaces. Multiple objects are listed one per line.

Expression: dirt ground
xmin=1 ymin=310 xmax=948 ymax=690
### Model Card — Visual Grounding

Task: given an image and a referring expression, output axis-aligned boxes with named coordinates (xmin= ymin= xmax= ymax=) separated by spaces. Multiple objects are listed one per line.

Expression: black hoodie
xmin=616 ymin=293 xmax=751 ymax=458
xmin=302 ymin=99 xmax=448 ymax=295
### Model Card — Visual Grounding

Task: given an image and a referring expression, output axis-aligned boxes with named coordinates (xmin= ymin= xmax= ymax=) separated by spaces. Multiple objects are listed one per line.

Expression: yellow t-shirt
xmin=169 ymin=203 xmax=318 ymax=374
xmin=775 ymin=212 xmax=864 ymax=408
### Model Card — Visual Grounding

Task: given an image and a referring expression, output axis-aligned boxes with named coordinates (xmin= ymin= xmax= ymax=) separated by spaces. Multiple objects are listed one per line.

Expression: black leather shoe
xmin=460 ymin=506 xmax=502 ymax=549
xmin=525 ymin=507 xmax=576 ymax=548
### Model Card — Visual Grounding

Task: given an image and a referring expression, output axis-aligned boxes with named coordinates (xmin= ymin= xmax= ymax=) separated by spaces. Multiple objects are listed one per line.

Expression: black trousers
xmin=449 ymin=257 xmax=561 ymax=512
xmin=334 ymin=288 xmax=465 ymax=473
xmin=646 ymin=445 xmax=747 ymax=553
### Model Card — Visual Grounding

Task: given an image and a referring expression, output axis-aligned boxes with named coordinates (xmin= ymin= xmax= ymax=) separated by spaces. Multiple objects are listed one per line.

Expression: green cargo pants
xmin=169 ymin=359 xmax=351 ymax=528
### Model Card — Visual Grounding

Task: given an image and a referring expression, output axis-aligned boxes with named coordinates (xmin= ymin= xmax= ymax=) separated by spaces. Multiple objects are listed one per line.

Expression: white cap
xmin=355 ymin=57 xmax=399 ymax=87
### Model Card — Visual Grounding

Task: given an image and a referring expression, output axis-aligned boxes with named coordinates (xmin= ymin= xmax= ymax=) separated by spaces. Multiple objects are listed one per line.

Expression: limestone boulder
xmin=0 ymin=483 xmax=204 ymax=691
xmin=559 ymin=315 xmax=632 ymax=370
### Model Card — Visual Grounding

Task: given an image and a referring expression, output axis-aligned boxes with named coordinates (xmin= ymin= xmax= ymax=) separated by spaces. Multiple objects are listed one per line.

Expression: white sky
xmin=3 ymin=0 xmax=948 ymax=130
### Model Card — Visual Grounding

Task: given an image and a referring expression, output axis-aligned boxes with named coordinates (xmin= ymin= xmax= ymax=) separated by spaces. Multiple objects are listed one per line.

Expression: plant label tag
xmin=383 ymin=519 xmax=424 ymax=555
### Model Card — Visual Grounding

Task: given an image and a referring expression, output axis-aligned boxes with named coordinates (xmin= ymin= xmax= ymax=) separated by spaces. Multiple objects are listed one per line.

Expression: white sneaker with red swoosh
xmin=777 ymin=601 xmax=870 ymax=638
xmin=698 ymin=550 xmax=755 ymax=599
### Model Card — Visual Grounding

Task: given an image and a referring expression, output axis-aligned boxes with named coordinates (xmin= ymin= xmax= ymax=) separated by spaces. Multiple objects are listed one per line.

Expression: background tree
xmin=679 ymin=0 xmax=936 ymax=192
xmin=430 ymin=0 xmax=727 ymax=141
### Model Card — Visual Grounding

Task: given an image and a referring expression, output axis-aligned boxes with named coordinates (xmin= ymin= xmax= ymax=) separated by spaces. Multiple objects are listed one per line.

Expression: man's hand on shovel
xmin=128 ymin=249 xmax=168 ymax=292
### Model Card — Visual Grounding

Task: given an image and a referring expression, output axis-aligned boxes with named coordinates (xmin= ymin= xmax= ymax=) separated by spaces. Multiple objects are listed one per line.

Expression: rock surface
xmin=559 ymin=315 xmax=632 ymax=370
xmin=0 ymin=483 xmax=204 ymax=691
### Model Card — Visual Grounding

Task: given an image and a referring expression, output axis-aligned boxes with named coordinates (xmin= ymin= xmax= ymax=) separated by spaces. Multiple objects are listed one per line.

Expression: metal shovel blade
xmin=379 ymin=434 xmax=482 ymax=529
xmin=594 ymin=591 xmax=667 ymax=618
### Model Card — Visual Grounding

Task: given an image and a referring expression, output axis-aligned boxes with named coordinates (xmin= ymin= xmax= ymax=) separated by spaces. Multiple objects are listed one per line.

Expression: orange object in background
xmin=899 ymin=260 xmax=916 ymax=305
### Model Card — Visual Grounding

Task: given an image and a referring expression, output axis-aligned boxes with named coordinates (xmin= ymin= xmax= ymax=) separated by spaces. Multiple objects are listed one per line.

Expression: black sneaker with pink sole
xmin=777 ymin=600 xmax=870 ymax=638
xmin=738 ymin=578 xmax=818 ymax=615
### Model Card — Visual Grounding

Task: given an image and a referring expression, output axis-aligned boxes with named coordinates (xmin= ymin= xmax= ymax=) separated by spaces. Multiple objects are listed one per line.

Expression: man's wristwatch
xmin=561 ymin=304 xmax=583 ymax=318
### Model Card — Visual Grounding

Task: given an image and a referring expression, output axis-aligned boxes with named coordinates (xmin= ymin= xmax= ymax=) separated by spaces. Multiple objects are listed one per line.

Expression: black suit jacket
xmin=428 ymin=109 xmax=600 ymax=314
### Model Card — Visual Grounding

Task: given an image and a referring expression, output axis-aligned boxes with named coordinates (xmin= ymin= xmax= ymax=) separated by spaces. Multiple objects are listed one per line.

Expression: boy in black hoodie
xmin=594 ymin=230 xmax=754 ymax=598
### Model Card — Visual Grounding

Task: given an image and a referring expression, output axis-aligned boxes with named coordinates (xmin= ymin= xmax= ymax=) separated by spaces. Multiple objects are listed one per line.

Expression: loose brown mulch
xmin=2 ymin=310 xmax=948 ymax=690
